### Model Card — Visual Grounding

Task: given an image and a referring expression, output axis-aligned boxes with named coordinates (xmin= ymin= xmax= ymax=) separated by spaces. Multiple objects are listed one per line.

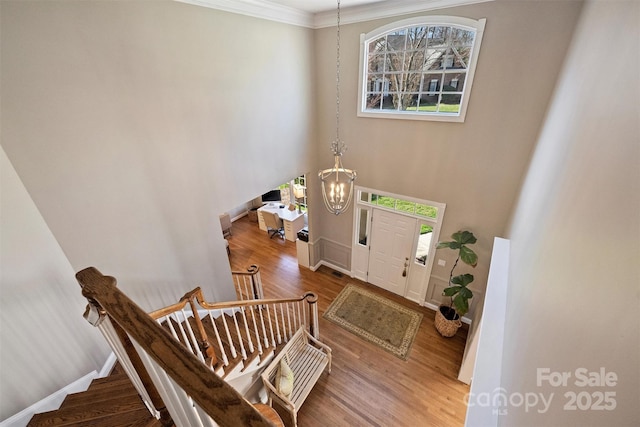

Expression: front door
xmin=368 ymin=209 xmax=416 ymax=296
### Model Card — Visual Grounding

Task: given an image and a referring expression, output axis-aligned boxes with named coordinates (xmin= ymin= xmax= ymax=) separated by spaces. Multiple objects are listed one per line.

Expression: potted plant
xmin=434 ymin=230 xmax=478 ymax=337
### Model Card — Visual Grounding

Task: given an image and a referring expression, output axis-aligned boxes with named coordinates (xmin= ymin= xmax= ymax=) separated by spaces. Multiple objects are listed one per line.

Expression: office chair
xmin=219 ymin=213 xmax=232 ymax=238
xmin=262 ymin=210 xmax=285 ymax=239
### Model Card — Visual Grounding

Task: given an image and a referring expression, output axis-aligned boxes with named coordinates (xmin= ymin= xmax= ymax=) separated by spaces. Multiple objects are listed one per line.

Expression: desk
xmin=257 ymin=204 xmax=305 ymax=242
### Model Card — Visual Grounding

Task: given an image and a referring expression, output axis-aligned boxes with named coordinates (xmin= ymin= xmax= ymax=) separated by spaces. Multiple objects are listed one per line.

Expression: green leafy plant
xmin=436 ymin=230 xmax=478 ymax=319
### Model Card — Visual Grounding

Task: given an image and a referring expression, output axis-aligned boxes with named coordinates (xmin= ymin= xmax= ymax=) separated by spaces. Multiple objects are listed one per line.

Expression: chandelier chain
xmin=335 ymin=0 xmax=341 ymax=146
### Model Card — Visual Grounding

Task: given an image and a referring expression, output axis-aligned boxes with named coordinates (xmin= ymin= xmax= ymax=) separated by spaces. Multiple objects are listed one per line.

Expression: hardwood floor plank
xmin=226 ymin=215 xmax=470 ymax=427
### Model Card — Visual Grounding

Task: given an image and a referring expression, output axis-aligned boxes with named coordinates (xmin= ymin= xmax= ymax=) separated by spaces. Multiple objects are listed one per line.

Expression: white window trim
xmin=357 ymin=15 xmax=486 ymax=123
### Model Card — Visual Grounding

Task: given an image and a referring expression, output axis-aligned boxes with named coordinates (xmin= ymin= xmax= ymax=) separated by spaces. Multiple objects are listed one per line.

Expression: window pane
xmin=388 ymin=74 xmax=402 ymax=92
xmin=368 ymin=54 xmax=387 ymax=73
xmin=407 ymin=26 xmax=428 ymax=50
xmin=366 ymin=93 xmax=382 ymax=109
xmin=396 ymin=200 xmax=416 ymax=213
xmin=369 ymin=36 xmax=387 ymax=53
xmin=360 ymin=191 xmax=370 ymax=202
xmin=428 ymin=26 xmax=450 ymax=48
xmin=406 ymin=50 xmax=426 ymax=71
xmin=451 ymin=28 xmax=475 ymax=47
xmin=404 ymin=94 xmax=420 ymax=111
xmin=367 ymin=74 xmax=385 ymax=93
xmin=418 ymin=94 xmax=439 ymax=112
xmin=425 ymin=49 xmax=446 ymax=70
xmin=405 ymin=72 xmax=422 ymax=90
xmin=381 ymin=94 xmax=397 ymax=110
xmin=443 ymin=72 xmax=466 ymax=91
xmin=423 ymin=74 xmax=442 ymax=93
xmin=358 ymin=209 xmax=369 ymax=246
xmin=415 ymin=225 xmax=433 ymax=265
xmin=387 ymin=52 xmax=405 ymax=72
xmin=416 ymin=204 xmax=438 ymax=218
xmin=439 ymin=94 xmax=462 ymax=113
xmin=375 ymin=195 xmax=396 ymax=208
xmin=386 ymin=30 xmax=407 ymax=50
xmin=443 ymin=52 xmax=455 ymax=70
xmin=453 ymin=46 xmax=471 ymax=69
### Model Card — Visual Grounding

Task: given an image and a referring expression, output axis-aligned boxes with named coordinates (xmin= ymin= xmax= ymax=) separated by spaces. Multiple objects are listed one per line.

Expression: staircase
xmin=28 ymin=370 xmax=163 ymax=427
xmin=27 ymin=266 xmax=318 ymax=427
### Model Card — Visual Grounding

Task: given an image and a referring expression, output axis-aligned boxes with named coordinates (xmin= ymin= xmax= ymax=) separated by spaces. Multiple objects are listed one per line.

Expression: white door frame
xmin=351 ymin=186 xmax=445 ymax=304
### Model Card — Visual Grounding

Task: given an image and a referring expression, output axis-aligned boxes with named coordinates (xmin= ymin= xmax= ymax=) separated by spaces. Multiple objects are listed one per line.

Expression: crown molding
xmin=176 ymin=0 xmax=493 ymax=29
xmin=176 ymin=0 xmax=314 ymax=28
xmin=314 ymin=0 xmax=493 ymax=28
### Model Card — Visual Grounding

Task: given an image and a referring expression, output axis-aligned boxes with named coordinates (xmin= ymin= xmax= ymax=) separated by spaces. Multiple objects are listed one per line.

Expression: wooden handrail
xmin=197 ymin=292 xmax=318 ymax=311
xmin=83 ymin=303 xmax=172 ymax=426
xmin=76 ymin=267 xmax=276 ymax=427
xmin=231 ymin=264 xmax=260 ymax=276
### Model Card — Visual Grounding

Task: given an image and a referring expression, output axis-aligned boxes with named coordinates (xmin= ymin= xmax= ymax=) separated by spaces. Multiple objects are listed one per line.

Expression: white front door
xmin=368 ymin=209 xmax=416 ymax=296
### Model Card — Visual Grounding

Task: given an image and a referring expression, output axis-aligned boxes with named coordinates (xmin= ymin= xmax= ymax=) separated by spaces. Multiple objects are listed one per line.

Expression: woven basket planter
xmin=435 ymin=305 xmax=462 ymax=337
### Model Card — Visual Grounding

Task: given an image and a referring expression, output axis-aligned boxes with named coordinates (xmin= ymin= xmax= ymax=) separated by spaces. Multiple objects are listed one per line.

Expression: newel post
xmin=304 ymin=292 xmax=319 ymax=339
xmin=78 ymin=270 xmax=172 ymax=426
xmin=247 ymin=264 xmax=264 ymax=299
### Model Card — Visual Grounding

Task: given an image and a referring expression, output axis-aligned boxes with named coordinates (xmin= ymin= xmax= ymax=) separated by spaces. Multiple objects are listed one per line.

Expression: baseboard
xmin=423 ymin=301 xmax=472 ymax=325
xmin=1 ymin=353 xmax=118 ymax=427
xmin=313 ymin=260 xmax=351 ymax=277
xmin=231 ymin=211 xmax=248 ymax=222
xmin=0 ymin=371 xmax=98 ymax=427
xmin=99 ymin=352 xmax=118 ymax=378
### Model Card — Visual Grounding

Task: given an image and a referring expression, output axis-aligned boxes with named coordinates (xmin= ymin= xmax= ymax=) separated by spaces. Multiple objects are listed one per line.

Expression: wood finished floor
xmin=226 ymin=215 xmax=470 ymax=427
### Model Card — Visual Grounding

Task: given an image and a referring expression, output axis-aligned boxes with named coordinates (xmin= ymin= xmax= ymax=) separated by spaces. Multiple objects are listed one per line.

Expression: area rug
xmin=323 ymin=284 xmax=423 ymax=360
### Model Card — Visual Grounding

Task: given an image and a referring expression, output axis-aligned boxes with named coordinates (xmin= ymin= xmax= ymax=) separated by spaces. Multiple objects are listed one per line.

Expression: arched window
xmin=358 ymin=16 xmax=486 ymax=122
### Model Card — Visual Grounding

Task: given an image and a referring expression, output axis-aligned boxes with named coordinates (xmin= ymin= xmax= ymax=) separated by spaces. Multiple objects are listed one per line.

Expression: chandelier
xmin=319 ymin=0 xmax=356 ymax=216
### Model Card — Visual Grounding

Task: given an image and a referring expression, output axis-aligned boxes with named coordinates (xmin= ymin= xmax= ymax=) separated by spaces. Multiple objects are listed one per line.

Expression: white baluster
xmin=207 ymin=310 xmax=229 ymax=367
xmin=181 ymin=309 xmax=205 ymax=363
xmin=219 ymin=311 xmax=238 ymax=359
xmin=231 ymin=308 xmax=247 ymax=360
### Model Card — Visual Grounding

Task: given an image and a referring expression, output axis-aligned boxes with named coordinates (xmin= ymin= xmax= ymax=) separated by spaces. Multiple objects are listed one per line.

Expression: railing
xmin=231 ymin=264 xmax=264 ymax=301
xmin=83 ymin=303 xmax=172 ymax=426
xmin=193 ymin=290 xmax=320 ymax=375
xmin=148 ymin=288 xmax=218 ymax=370
xmin=77 ymin=267 xmax=276 ymax=427
xmin=148 ymin=286 xmax=319 ymax=378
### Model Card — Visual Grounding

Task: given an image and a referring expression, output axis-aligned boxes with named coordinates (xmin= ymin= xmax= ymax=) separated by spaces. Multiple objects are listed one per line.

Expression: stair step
xmin=201 ymin=315 xmax=244 ymax=372
xmin=28 ymin=396 xmax=152 ymax=427
xmin=61 ymin=378 xmax=139 ymax=408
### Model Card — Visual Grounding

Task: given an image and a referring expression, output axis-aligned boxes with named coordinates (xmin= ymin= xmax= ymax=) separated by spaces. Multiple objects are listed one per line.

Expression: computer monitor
xmin=261 ymin=189 xmax=281 ymax=203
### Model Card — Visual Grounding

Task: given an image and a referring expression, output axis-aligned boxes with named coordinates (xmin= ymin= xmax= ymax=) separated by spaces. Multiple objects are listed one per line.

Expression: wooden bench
xmin=261 ymin=327 xmax=332 ymax=427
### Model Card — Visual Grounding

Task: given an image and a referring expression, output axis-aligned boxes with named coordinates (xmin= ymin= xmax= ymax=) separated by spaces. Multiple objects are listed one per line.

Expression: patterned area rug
xmin=323 ymin=284 xmax=423 ymax=360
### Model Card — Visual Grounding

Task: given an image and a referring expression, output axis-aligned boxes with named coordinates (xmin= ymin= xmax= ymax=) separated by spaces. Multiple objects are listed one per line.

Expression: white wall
xmin=0 ymin=0 xmax=314 ymax=419
xmin=0 ymin=147 xmax=110 ymax=420
xmin=0 ymin=0 xmax=315 ymax=310
xmin=500 ymin=0 xmax=640 ymax=424
xmin=310 ymin=0 xmax=583 ymax=304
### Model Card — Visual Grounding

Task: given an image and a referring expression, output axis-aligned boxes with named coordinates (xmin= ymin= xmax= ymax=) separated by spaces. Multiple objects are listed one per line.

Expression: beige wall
xmin=501 ymin=0 xmax=640 ymax=424
xmin=310 ymin=0 xmax=583 ymax=303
